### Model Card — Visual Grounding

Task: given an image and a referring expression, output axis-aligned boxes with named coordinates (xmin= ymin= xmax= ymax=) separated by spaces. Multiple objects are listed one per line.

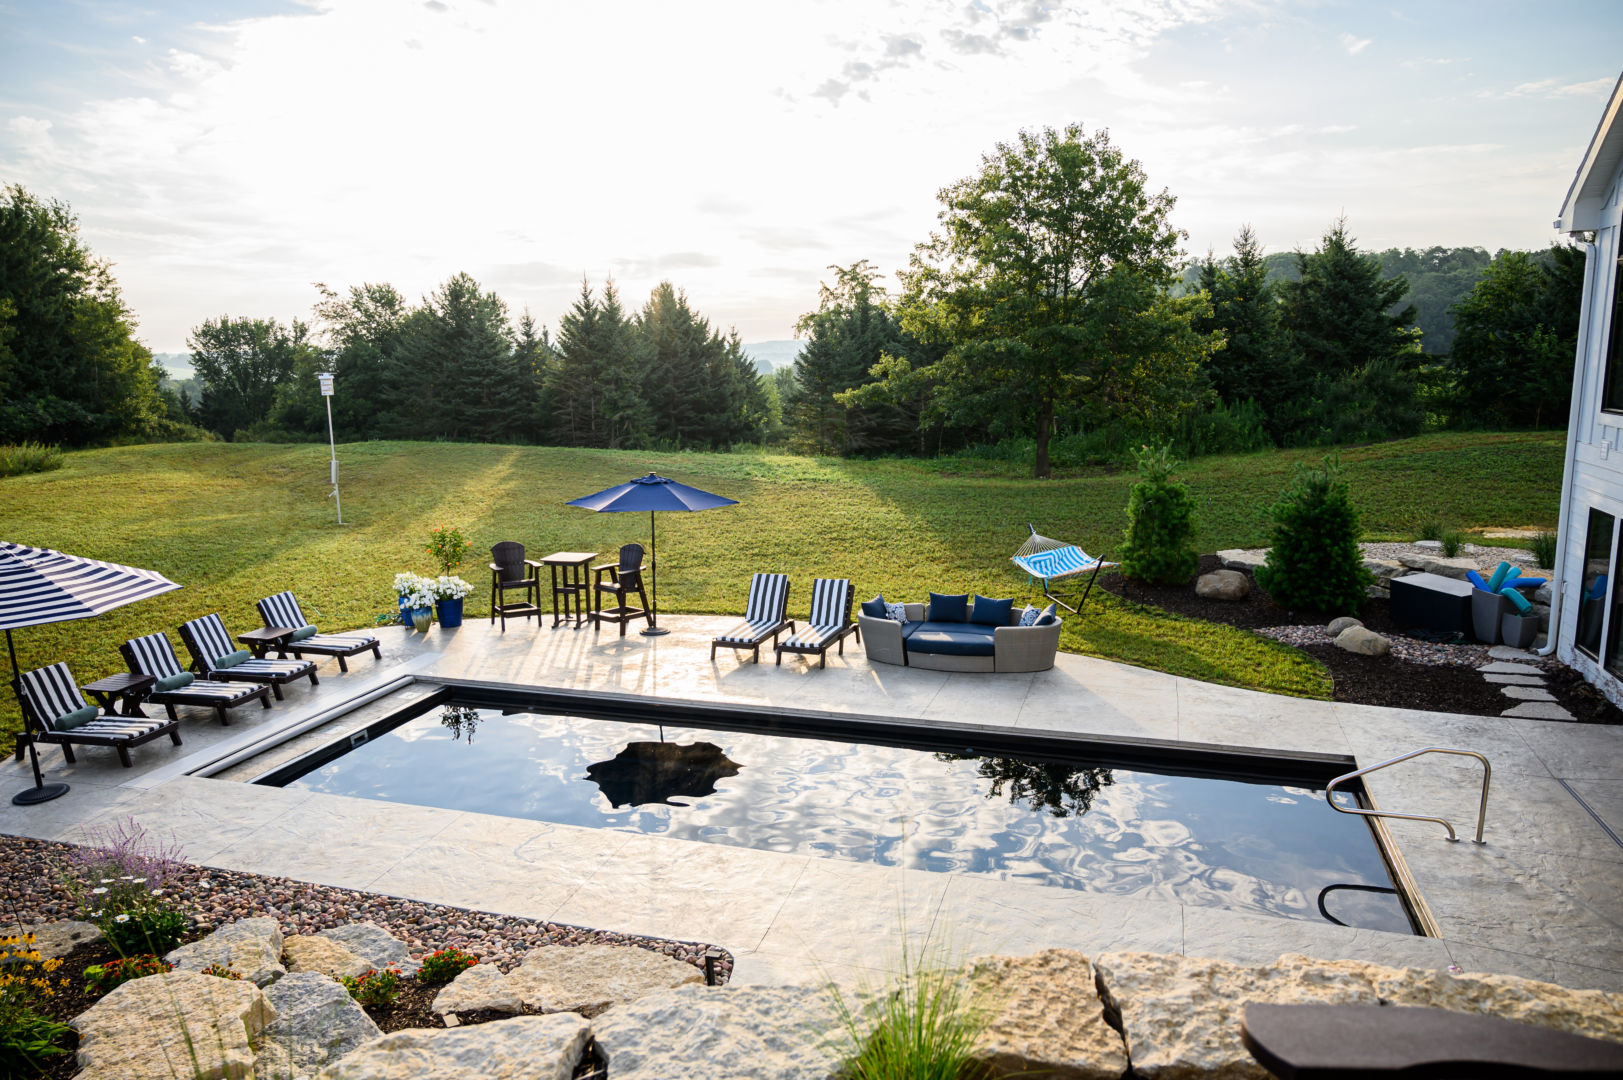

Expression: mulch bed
xmin=1101 ymin=554 xmax=1622 ymax=724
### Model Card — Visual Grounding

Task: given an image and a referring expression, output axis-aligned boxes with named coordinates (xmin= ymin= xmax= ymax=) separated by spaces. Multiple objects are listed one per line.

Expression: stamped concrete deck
xmin=3 ymin=615 xmax=1620 ymax=991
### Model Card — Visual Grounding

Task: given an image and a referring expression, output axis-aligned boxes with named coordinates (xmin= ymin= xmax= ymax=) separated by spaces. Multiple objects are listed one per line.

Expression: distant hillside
xmin=152 ymin=352 xmax=194 ymax=380
xmin=741 ymin=340 xmax=803 ymax=374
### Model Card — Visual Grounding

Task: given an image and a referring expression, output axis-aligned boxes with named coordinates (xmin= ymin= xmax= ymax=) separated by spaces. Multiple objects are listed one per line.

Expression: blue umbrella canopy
xmin=567 ymin=474 xmax=738 ymax=635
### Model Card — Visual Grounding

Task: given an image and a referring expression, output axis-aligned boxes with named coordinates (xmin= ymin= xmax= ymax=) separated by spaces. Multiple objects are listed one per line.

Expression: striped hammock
xmin=1011 ymin=524 xmax=1114 ymax=613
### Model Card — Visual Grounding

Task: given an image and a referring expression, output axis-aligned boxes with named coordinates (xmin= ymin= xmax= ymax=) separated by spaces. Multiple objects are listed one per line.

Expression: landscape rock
xmin=16 ymin=919 xmax=101 ymax=959
xmin=317 ymin=921 xmax=419 ymax=977
xmin=594 ymin=985 xmax=842 ymax=1080
xmin=1195 ymin=570 xmax=1249 ymax=601
xmin=1093 ymin=951 xmax=1623 ymax=1080
xmin=1503 ymin=701 xmax=1575 ymax=720
xmin=316 ymin=1013 xmax=590 ymax=1080
xmin=1535 ymin=583 xmax=1553 ymax=605
xmin=72 ymin=970 xmax=273 ymax=1080
xmin=1366 ymin=585 xmax=1390 ymax=600
xmin=1362 ymin=558 xmax=1405 ymax=581
xmin=969 ymin=950 xmax=1127 ymax=1079
xmin=256 ymin=972 xmax=380 ymax=1080
xmin=506 ymin=943 xmax=703 ymax=1014
xmin=1326 ymin=616 xmax=1363 ymax=636
xmin=1397 ymin=552 xmax=1481 ymax=580
xmin=1334 ymin=625 xmax=1390 ymax=657
xmin=167 ymin=916 xmax=285 ymax=986
xmin=1216 ymin=548 xmax=1268 ymax=573
xmin=285 ymin=934 xmax=373 ymax=979
xmin=434 ymin=961 xmax=523 ymax=1016
xmin=1414 ymin=539 xmax=1443 ymax=551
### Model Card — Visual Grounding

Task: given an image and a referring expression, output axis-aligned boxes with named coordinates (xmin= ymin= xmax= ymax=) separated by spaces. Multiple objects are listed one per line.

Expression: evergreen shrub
xmin=1119 ymin=442 xmax=1200 ymax=585
xmin=1255 ymin=458 xmax=1373 ymax=615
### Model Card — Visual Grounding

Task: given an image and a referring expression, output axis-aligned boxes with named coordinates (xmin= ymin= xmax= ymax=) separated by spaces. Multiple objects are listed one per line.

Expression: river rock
xmin=1094 ymin=951 xmax=1623 ymax=1080
xmin=317 ymin=921 xmax=419 ymax=977
xmin=594 ymin=985 xmax=842 ymax=1080
xmin=1326 ymin=616 xmax=1363 ymax=636
xmin=434 ymin=962 xmax=523 ymax=1016
xmin=970 ymin=950 xmax=1127 ymax=1079
xmin=316 ymin=1013 xmax=590 ymax=1080
xmin=72 ymin=970 xmax=273 ymax=1080
xmin=506 ymin=943 xmax=703 ymax=1014
xmin=167 ymin=916 xmax=285 ymax=986
xmin=1216 ymin=548 xmax=1268 ymax=573
xmin=256 ymin=972 xmax=381 ymax=1080
xmin=15 ymin=919 xmax=101 ymax=959
xmin=285 ymin=934 xmax=372 ymax=979
xmin=1195 ymin=570 xmax=1250 ymax=601
xmin=1334 ymin=625 xmax=1390 ymax=656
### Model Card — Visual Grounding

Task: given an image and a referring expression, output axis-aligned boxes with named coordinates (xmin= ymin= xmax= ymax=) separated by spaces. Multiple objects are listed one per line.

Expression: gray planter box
xmin=1500 ymin=612 xmax=1540 ymax=650
xmin=1471 ymin=588 xmax=1512 ymax=644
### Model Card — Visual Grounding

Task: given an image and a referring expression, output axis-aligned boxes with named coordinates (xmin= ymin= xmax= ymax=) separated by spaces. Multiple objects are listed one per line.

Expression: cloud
xmin=1479 ymin=76 xmax=1615 ymax=100
xmin=1339 ymin=32 xmax=1372 ymax=55
xmin=424 ymin=1 xmax=448 ymax=11
xmin=884 ymin=35 xmax=923 ymax=57
xmin=942 ymin=28 xmax=1002 ymax=55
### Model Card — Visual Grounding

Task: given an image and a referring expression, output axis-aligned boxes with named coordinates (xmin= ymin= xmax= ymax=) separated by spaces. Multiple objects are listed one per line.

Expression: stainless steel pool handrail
xmin=1325 ymin=747 xmax=1490 ymax=843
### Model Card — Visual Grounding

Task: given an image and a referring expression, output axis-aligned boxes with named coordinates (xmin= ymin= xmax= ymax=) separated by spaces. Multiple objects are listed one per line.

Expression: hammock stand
xmin=1011 ymin=524 xmax=1113 ymax=614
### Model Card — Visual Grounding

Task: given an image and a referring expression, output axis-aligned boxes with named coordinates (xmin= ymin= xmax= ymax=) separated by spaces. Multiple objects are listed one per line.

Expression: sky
xmin=2 ymin=0 xmax=1621 ymax=354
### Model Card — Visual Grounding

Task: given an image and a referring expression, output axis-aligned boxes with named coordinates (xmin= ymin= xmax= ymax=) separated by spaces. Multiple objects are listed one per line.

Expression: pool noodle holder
xmin=1466 ymin=561 xmax=1543 ymax=644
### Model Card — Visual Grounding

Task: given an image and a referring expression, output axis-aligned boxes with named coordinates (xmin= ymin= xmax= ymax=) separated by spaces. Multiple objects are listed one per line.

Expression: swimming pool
xmin=261 ymin=690 xmax=1414 ymax=934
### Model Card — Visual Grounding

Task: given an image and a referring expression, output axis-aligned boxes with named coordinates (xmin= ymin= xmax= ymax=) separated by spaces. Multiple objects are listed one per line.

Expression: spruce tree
xmin=1282 ymin=217 xmax=1416 ymax=379
xmin=1200 ymin=226 xmax=1296 ymax=432
xmin=388 ymin=273 xmax=518 ymax=442
xmin=1254 ymin=458 xmax=1373 ymax=615
xmin=1118 ymin=442 xmax=1199 ymax=585
xmin=787 ymin=261 xmax=912 ymax=455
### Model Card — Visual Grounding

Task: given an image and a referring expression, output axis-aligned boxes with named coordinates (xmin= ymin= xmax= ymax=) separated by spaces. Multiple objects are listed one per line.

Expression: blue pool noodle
xmin=1487 ymin=561 xmax=1511 ymax=592
xmin=1506 ymin=577 xmax=1545 ymax=591
xmin=1504 ymin=588 xmax=1532 ymax=613
xmin=1466 ymin=570 xmax=1489 ymax=590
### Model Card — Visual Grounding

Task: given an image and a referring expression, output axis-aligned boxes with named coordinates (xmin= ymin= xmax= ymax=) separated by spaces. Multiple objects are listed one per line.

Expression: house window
xmin=1575 ymin=507 xmax=1615 ymax=658
xmin=1603 ymin=260 xmax=1623 ymax=412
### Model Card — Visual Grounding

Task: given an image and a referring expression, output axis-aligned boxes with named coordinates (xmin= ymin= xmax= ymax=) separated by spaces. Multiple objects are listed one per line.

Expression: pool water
xmin=277 ymin=704 xmax=1412 ymax=933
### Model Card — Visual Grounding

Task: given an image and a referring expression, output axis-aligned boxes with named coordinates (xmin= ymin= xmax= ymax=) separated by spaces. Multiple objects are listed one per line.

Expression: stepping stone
xmin=1480 ymin=661 xmax=1542 ymax=675
xmin=1500 ymin=685 xmax=1556 ymax=702
xmin=1483 ymin=673 xmax=1545 ymax=685
xmin=1489 ymin=645 xmax=1538 ymax=661
xmin=1502 ymin=702 xmax=1575 ymax=720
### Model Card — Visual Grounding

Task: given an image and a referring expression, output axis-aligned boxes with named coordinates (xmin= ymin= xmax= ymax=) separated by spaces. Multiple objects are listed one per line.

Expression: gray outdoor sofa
xmin=857 ymin=593 xmax=1063 ymax=673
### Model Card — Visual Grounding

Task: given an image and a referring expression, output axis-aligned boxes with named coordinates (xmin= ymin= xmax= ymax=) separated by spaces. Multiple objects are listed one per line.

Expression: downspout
xmin=1539 ymin=238 xmax=1600 ymax=656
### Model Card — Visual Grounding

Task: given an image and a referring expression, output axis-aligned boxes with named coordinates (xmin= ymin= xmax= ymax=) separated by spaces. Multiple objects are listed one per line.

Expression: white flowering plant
xmin=394 ymin=572 xmax=438 ymax=609
xmin=433 ymin=575 xmax=473 ymax=601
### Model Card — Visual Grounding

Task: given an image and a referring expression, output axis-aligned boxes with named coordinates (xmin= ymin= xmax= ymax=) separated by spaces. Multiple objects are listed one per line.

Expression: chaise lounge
xmin=16 ymin=662 xmax=182 ymax=768
xmin=122 ymin=632 xmax=272 ymax=725
xmin=255 ymin=591 xmax=383 ymax=672
xmin=179 ymin=613 xmax=319 ymax=700
xmin=858 ymin=592 xmax=1062 ymax=673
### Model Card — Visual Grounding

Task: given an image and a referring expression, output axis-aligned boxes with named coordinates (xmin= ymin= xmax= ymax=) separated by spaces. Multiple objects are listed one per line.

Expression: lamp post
xmin=318 ymin=372 xmax=342 ymax=524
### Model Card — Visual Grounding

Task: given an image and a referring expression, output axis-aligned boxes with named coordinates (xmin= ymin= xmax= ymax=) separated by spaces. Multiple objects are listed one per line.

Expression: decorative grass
xmin=0 ymin=442 xmax=65 ymax=478
xmin=0 ymin=432 xmax=1564 ymax=735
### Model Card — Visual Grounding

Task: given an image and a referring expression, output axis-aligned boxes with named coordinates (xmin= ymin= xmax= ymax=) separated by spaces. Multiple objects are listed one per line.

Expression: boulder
xmin=72 ymin=970 xmax=273 ymax=1080
xmin=167 ymin=916 xmax=285 ymax=986
xmin=1362 ymin=558 xmax=1405 ymax=581
xmin=1326 ymin=616 xmax=1363 ymax=636
xmin=1216 ymin=548 xmax=1268 ymax=573
xmin=1334 ymin=625 xmax=1390 ymax=657
xmin=433 ymin=962 xmax=523 ymax=1017
xmin=256 ymin=972 xmax=380 ymax=1080
xmin=15 ymin=919 xmax=101 ymax=959
xmin=1397 ymin=552 xmax=1480 ymax=580
xmin=506 ymin=943 xmax=703 ymax=1015
xmin=316 ymin=922 xmax=418 ymax=977
xmin=1093 ymin=952 xmax=1623 ymax=1080
xmin=1195 ymin=570 xmax=1249 ymax=602
xmin=285 ymin=934 xmax=372 ymax=979
xmin=1366 ymin=585 xmax=1390 ymax=600
xmin=594 ymin=985 xmax=842 ymax=1080
xmin=316 ymin=1013 xmax=589 ymax=1080
xmin=1535 ymin=582 xmax=1553 ymax=605
xmin=969 ymin=950 xmax=1128 ymax=1079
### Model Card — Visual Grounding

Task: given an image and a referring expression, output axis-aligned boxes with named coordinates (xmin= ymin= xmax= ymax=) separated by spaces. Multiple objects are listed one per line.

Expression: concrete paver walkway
xmin=3 ymin=616 xmax=1619 ymax=991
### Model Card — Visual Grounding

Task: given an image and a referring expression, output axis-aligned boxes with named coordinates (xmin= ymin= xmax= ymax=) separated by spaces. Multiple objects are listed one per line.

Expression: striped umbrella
xmin=2 ymin=541 xmax=182 ymax=804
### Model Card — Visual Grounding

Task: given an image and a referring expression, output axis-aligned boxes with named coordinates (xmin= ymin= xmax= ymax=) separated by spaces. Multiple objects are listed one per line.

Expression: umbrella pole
xmin=641 ymin=509 xmax=669 ymax=636
xmin=6 ymin=630 xmax=69 ymax=805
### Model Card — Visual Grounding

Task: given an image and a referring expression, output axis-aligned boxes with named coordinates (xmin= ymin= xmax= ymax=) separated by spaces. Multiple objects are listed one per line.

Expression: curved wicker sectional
xmin=858 ymin=601 xmax=1062 ymax=673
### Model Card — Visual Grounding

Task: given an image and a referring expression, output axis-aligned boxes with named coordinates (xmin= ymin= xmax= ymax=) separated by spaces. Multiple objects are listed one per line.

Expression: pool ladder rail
xmin=1325 ymin=747 xmax=1491 ymax=844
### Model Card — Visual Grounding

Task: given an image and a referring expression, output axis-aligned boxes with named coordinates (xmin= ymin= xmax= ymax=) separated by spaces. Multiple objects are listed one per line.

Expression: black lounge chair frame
xmin=179 ymin=614 xmax=319 ymax=700
xmin=256 ymin=591 xmax=382 ymax=672
xmin=121 ymin=633 xmax=272 ymax=725
xmin=711 ymin=573 xmax=794 ymax=664
xmin=775 ymin=578 xmax=859 ymax=669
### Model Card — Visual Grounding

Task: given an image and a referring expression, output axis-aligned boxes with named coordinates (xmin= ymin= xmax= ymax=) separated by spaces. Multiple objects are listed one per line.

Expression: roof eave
xmin=1557 ymin=70 xmax=1623 ymax=234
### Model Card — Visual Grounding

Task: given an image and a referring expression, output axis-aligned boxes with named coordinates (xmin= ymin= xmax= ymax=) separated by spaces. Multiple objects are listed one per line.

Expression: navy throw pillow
xmin=860 ymin=595 xmax=888 ymax=619
xmin=1035 ymin=602 xmax=1060 ymax=627
xmin=927 ymin=592 xmax=970 ymax=623
xmin=970 ymin=595 xmax=1014 ymax=626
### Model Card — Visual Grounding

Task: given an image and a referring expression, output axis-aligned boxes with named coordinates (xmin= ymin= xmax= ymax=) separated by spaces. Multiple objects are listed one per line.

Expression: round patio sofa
xmin=857 ymin=593 xmax=1062 ymax=673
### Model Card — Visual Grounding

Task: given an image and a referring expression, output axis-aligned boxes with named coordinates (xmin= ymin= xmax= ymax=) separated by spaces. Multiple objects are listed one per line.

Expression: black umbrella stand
xmin=6 ymin=629 xmax=69 ymax=805
xmin=644 ymin=509 xmax=668 ymax=637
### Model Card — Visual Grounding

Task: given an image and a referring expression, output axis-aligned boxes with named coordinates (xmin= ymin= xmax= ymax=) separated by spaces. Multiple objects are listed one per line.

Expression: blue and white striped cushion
xmin=181 ymin=614 xmax=237 ymax=665
xmin=257 ymin=591 xmax=305 ymax=629
xmin=155 ymin=678 xmax=260 ymax=702
xmin=806 ymin=578 xmax=851 ymax=632
xmin=741 ymin=573 xmax=789 ymax=625
xmin=782 ymin=623 xmax=844 ymax=650
xmin=302 ymin=632 xmax=377 ymax=649
xmin=125 ymin=632 xmax=185 ymax=679
xmin=18 ymin=663 xmax=88 ymax=726
xmin=715 ymin=619 xmax=784 ymax=645
xmin=69 ymin=717 xmax=168 ymax=738
xmin=230 ymin=658 xmax=314 ymax=678
xmin=1012 ymin=546 xmax=1103 ymax=581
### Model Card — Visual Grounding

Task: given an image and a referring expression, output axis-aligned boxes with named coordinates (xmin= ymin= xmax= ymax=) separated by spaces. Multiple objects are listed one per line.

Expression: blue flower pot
xmin=408 ymin=606 xmax=434 ymax=631
xmin=435 ymin=597 xmax=464 ymax=628
xmin=399 ymin=595 xmax=413 ymax=626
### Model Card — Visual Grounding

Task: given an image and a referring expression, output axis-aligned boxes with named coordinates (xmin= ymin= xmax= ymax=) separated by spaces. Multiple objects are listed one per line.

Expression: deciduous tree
xmin=189 ymin=315 xmax=313 ymax=439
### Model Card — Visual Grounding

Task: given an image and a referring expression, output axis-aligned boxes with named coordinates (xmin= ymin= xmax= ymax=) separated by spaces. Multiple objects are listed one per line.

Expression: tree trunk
xmin=1033 ymin=405 xmax=1053 ymax=479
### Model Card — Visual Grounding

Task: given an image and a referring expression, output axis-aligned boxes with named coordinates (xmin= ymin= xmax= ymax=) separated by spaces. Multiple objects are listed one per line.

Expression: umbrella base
xmin=12 ymin=782 xmax=69 ymax=806
xmin=640 ymin=626 xmax=671 ymax=637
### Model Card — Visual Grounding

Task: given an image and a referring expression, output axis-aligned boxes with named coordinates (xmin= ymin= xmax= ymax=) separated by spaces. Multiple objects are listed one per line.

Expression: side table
xmin=81 ymin=672 xmax=157 ymax=718
xmin=539 ymin=552 xmax=598 ymax=629
xmin=238 ymin=626 xmax=295 ymax=659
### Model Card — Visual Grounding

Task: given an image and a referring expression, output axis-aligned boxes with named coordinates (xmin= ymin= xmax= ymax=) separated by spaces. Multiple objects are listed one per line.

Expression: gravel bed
xmin=0 ymin=833 xmax=732 ymax=981
xmin=1358 ymin=540 xmax=1541 ymax=567
xmin=1254 ymin=625 xmax=1499 ymax=668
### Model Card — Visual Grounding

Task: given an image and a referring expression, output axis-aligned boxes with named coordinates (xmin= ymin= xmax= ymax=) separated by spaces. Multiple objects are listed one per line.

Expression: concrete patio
xmin=2 ymin=614 xmax=1619 ymax=992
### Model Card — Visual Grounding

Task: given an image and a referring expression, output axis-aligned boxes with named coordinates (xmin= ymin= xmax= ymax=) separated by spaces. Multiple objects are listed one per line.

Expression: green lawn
xmin=0 ymin=431 xmax=1564 ymax=735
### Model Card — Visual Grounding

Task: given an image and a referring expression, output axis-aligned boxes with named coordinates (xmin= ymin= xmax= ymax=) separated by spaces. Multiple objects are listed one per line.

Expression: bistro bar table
xmin=539 ymin=551 xmax=598 ymax=628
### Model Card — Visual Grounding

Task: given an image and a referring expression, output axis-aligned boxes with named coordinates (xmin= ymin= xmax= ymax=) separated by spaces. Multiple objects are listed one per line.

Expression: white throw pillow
xmin=884 ymin=601 xmax=908 ymax=623
xmin=1018 ymin=604 xmax=1041 ymax=627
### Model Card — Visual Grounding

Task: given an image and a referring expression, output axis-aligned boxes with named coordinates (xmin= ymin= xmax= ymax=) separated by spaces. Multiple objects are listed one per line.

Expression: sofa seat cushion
xmin=903 ymin=621 xmax=997 ymax=656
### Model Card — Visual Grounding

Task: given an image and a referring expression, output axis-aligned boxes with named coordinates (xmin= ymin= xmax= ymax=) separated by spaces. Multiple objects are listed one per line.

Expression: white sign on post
xmin=318 ymin=373 xmax=335 ymax=397
xmin=318 ymin=373 xmax=341 ymax=522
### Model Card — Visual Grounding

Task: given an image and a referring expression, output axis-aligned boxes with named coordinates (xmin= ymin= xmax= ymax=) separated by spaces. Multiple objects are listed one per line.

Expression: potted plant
xmin=395 ymin=573 xmax=437 ymax=630
xmin=427 ymin=525 xmax=473 ymax=578
xmin=433 ymin=575 xmax=472 ymax=628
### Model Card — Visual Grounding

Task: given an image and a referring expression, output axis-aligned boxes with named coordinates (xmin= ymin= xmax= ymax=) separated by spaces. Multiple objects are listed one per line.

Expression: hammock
xmin=1011 ymin=524 xmax=1114 ymax=613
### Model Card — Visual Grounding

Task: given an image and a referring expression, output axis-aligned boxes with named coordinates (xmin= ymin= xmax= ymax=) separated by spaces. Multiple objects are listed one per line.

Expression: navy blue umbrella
xmin=567 ymin=474 xmax=738 ymax=636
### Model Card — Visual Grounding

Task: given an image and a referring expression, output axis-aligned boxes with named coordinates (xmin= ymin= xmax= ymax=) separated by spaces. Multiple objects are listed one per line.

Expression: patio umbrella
xmin=584 ymin=739 xmax=741 ymax=808
xmin=566 ymin=473 xmax=738 ymax=636
xmin=1 ymin=541 xmax=182 ymax=804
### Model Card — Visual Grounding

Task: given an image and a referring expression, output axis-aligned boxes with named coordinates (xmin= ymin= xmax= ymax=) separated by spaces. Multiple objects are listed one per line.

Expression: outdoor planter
xmin=436 ymin=596 xmax=464 ymax=628
xmin=1501 ymin=611 xmax=1540 ymax=649
xmin=1471 ymin=587 xmax=1512 ymax=644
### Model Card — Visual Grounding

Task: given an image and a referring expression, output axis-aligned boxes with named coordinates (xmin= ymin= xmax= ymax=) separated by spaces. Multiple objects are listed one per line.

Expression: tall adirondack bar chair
xmin=489 ymin=542 xmax=542 ymax=631
xmin=592 ymin=543 xmax=650 ymax=637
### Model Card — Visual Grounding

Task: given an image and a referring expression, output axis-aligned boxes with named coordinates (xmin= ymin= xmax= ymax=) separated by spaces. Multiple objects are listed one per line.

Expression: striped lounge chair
xmin=16 ymin=662 xmax=181 ymax=768
xmin=775 ymin=578 xmax=858 ymax=669
xmin=710 ymin=573 xmax=793 ymax=664
xmin=256 ymin=591 xmax=382 ymax=672
xmin=122 ymin=632 xmax=271 ymax=725
xmin=179 ymin=613 xmax=318 ymax=700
